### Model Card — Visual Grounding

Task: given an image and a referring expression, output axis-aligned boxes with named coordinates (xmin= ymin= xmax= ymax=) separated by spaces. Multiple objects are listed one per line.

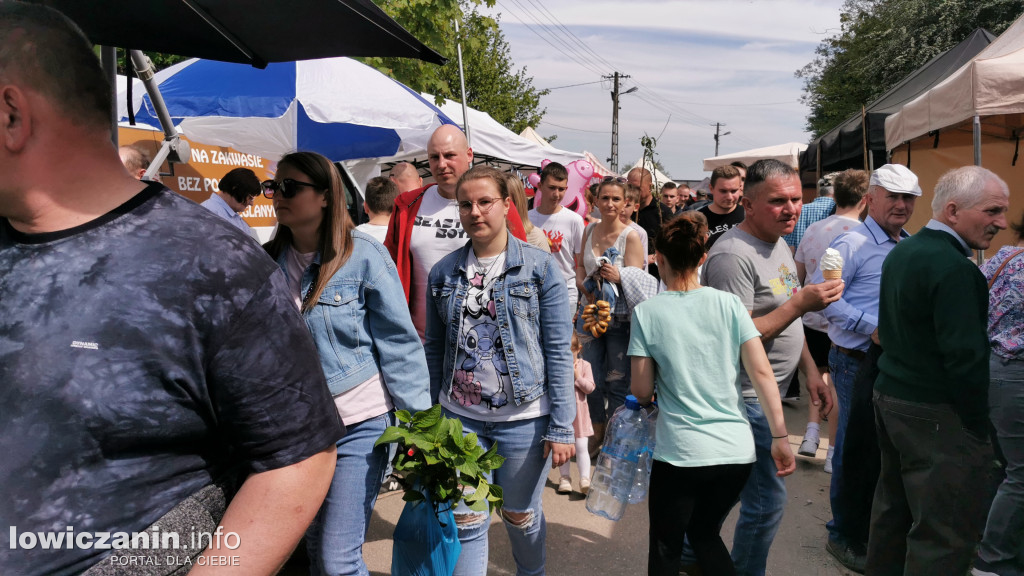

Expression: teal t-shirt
xmin=628 ymin=288 xmax=761 ymax=467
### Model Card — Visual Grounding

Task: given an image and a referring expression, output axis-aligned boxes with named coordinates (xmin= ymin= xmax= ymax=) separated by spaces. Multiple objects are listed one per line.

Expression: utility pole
xmin=712 ymin=122 xmax=730 ymax=156
xmin=606 ymin=72 xmax=633 ymax=174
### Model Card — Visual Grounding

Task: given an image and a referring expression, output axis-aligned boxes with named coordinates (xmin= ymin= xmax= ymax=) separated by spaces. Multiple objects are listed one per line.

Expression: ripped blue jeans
xmin=442 ymin=408 xmax=551 ymax=576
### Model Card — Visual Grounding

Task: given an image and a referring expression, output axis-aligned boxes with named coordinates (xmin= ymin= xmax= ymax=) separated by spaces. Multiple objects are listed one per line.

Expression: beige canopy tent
xmin=703 ymin=142 xmax=807 ymax=171
xmin=519 ymin=126 xmax=556 ymax=149
xmin=884 ymin=13 xmax=1024 ymax=253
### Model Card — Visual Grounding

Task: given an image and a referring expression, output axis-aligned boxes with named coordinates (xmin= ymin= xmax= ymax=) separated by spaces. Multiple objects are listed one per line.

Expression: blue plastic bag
xmin=391 ymin=497 xmax=461 ymax=576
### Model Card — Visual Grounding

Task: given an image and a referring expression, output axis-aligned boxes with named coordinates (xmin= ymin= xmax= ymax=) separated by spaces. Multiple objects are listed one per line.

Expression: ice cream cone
xmin=822 ymin=269 xmax=842 ymax=280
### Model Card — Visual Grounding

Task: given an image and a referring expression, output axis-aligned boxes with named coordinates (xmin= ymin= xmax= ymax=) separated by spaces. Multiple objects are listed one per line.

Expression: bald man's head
xmin=389 ymin=162 xmax=423 ymax=193
xmin=427 ymin=125 xmax=473 ymax=198
xmin=627 ymin=167 xmax=653 ymax=203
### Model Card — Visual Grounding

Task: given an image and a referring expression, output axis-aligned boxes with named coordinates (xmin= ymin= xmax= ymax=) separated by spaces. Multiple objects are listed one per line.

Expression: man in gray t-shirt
xmin=701 ymin=160 xmax=842 ymax=575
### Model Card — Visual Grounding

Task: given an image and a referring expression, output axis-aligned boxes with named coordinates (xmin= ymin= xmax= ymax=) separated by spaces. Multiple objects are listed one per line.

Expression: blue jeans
xmin=582 ymin=321 xmax=631 ymax=424
xmin=977 ymin=356 xmax=1024 ymax=576
xmin=444 ymin=409 xmax=551 ymax=576
xmin=731 ymin=399 xmax=787 ymax=576
xmin=681 ymin=399 xmax=786 ymax=576
xmin=826 ymin=347 xmax=859 ymax=543
xmin=306 ymin=412 xmax=393 ymax=576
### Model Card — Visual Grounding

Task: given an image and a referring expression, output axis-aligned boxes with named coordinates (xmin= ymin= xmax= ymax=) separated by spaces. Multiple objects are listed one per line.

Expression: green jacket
xmin=876 ymin=226 xmax=990 ymax=431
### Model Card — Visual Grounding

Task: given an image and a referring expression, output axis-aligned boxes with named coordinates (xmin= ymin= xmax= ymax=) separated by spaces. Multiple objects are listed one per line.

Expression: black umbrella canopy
xmin=31 ymin=0 xmax=445 ymax=67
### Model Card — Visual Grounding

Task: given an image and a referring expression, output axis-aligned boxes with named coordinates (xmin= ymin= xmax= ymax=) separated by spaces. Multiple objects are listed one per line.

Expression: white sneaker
xmin=798 ymin=435 xmax=820 ymax=457
xmin=556 ymin=476 xmax=573 ymax=494
xmin=579 ymin=476 xmax=591 ymax=495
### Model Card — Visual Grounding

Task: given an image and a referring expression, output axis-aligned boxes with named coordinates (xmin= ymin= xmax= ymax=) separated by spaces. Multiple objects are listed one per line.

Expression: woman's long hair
xmin=264 ymin=151 xmax=354 ymax=312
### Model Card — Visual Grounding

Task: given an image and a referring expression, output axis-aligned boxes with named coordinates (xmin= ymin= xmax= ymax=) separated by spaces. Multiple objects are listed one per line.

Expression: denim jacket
xmin=275 ymin=230 xmax=431 ymax=413
xmin=425 ymin=232 xmax=576 ymax=444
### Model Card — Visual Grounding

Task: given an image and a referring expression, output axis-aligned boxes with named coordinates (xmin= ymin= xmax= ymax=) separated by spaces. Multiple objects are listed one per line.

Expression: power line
xmin=541 ymin=79 xmax=605 ymax=91
xmin=495 ymin=3 xmax=767 ymax=152
xmin=538 ymin=119 xmax=608 ymax=134
xmin=495 ymin=0 xmax=606 ymax=78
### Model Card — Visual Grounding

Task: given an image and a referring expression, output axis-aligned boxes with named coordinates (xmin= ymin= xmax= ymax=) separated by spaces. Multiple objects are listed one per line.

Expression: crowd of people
xmin=2 ymin=4 xmax=1022 ymax=576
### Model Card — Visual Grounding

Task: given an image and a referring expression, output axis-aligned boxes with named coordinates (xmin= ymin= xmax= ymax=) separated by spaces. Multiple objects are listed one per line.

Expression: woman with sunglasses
xmin=424 ymin=165 xmax=575 ymax=576
xmin=574 ymin=176 xmax=645 ymax=457
xmin=262 ymin=152 xmax=430 ymax=576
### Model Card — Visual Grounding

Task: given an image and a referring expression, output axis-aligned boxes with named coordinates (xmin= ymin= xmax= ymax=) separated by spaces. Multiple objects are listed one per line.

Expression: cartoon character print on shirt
xmin=768 ymin=263 xmax=801 ymax=297
xmin=451 ymin=263 xmax=510 ymax=409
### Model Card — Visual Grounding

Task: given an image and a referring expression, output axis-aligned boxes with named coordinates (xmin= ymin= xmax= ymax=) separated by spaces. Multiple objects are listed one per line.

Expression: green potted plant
xmin=375 ymin=405 xmax=504 ymax=576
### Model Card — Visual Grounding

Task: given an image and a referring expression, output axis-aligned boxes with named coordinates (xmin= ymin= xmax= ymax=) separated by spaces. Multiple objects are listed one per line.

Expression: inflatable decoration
xmin=530 ymin=159 xmax=596 ymax=219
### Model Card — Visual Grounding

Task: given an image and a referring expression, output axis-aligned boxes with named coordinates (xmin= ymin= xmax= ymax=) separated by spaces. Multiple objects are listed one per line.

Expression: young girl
xmin=424 ymin=165 xmax=575 ymax=576
xmin=557 ymin=333 xmax=596 ymax=494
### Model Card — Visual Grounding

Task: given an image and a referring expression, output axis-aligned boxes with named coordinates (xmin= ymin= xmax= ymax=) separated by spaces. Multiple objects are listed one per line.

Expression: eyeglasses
xmin=457 ymin=196 xmax=503 ymax=215
xmin=602 ymin=176 xmax=627 ymax=184
xmin=262 ymin=179 xmax=320 ymax=199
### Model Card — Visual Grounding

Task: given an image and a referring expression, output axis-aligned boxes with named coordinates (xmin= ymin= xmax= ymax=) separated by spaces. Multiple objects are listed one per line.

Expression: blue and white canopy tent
xmin=118 ymin=57 xmax=457 ymax=170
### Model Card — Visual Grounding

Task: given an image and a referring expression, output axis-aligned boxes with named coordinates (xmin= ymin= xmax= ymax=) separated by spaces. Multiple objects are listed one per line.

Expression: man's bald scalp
xmin=428 ymin=124 xmax=469 ymax=152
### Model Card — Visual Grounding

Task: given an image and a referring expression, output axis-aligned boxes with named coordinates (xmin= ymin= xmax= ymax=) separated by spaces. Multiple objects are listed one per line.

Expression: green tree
xmin=368 ymin=1 xmax=546 ymax=133
xmin=116 ymin=50 xmax=187 ymax=76
xmin=796 ymin=0 xmax=1024 ymax=137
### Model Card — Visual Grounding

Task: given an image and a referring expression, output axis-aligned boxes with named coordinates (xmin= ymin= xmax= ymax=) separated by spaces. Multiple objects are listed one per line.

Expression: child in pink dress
xmin=558 ymin=333 xmax=596 ymax=494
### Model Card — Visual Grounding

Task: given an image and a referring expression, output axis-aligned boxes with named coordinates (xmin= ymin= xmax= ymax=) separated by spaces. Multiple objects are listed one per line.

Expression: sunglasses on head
xmin=602 ymin=176 xmax=627 ymax=184
xmin=262 ymin=178 xmax=320 ymax=199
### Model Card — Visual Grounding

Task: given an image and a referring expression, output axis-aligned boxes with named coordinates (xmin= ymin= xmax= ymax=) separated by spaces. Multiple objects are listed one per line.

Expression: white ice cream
xmin=820 ymin=247 xmax=844 ymax=270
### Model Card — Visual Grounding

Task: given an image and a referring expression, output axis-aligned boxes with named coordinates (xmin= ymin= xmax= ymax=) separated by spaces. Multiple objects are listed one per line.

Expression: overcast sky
xmin=481 ymin=0 xmax=845 ymax=180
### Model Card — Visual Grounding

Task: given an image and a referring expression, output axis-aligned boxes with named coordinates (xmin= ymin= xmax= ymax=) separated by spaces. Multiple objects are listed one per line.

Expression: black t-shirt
xmin=0 ymin=184 xmax=343 ymax=575
xmin=699 ymin=205 xmax=745 ymax=250
xmin=636 ymin=199 xmax=672 ymax=254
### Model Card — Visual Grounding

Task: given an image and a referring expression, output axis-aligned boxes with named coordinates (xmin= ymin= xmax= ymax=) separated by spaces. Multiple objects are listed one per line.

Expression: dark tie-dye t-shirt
xmin=0 ymin=184 xmax=343 ymax=575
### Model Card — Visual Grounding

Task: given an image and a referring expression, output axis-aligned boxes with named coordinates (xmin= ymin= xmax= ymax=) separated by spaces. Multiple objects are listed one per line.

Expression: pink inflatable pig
xmin=528 ymin=159 xmax=596 ymax=219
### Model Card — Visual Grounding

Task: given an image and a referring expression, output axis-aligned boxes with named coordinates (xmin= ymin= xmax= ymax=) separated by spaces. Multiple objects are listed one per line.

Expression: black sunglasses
xmin=262 ymin=178 xmax=320 ymax=199
xmin=602 ymin=176 xmax=627 ymax=184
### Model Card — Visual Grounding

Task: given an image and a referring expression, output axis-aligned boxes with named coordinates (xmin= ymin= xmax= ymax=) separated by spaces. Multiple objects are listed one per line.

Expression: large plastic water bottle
xmin=586 ymin=395 xmax=649 ymax=520
xmin=628 ymin=404 xmax=658 ymax=504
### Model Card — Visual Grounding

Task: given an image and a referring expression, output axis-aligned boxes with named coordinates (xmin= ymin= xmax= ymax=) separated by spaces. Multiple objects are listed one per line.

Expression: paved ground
xmin=284 ymin=395 xmax=859 ymax=575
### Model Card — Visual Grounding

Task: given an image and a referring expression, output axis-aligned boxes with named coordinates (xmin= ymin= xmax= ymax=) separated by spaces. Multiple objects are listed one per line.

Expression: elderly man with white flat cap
xmin=811 ymin=163 xmax=920 ymax=573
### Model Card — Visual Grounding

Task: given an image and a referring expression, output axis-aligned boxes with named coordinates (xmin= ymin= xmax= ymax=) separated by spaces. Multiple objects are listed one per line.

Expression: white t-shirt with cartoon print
xmin=440 ymin=249 xmax=549 ymax=422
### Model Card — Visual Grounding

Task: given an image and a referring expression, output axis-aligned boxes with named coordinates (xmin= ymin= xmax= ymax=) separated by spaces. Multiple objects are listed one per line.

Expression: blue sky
xmin=482 ymin=0 xmax=845 ymax=179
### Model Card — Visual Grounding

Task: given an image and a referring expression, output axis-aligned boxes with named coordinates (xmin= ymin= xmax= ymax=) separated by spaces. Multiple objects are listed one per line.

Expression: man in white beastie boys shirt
xmin=385 ymin=125 xmax=527 ymax=341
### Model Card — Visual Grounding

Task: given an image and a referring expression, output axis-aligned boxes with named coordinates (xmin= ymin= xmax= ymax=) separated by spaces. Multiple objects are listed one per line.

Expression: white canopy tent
xmin=703 ymin=142 xmax=807 ymax=171
xmin=346 ymin=98 xmax=584 ymax=188
xmin=622 ymin=158 xmax=674 ymax=189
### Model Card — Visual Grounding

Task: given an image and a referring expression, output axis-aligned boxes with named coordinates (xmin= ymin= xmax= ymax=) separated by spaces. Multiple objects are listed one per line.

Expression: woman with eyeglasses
xmin=262 ymin=151 xmax=430 ymax=576
xmin=424 ymin=165 xmax=575 ymax=576
xmin=574 ymin=176 xmax=645 ymax=458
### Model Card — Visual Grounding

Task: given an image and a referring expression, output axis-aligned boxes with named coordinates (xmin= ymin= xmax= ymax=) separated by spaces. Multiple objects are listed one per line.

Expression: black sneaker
xmin=826 ymin=538 xmax=867 ymax=574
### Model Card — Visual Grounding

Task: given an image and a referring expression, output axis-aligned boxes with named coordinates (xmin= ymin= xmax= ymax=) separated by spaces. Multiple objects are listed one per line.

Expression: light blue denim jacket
xmin=276 ymin=230 xmax=431 ymax=413
xmin=425 ymin=233 xmax=576 ymax=444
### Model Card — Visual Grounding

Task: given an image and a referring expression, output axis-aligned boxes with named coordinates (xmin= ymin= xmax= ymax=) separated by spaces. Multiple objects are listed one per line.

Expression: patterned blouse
xmin=981 ymin=245 xmax=1024 ymax=360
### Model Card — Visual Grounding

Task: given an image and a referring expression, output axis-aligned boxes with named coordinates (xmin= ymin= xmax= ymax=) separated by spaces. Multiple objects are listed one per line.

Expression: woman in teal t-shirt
xmin=628 ymin=212 xmax=795 ymax=576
